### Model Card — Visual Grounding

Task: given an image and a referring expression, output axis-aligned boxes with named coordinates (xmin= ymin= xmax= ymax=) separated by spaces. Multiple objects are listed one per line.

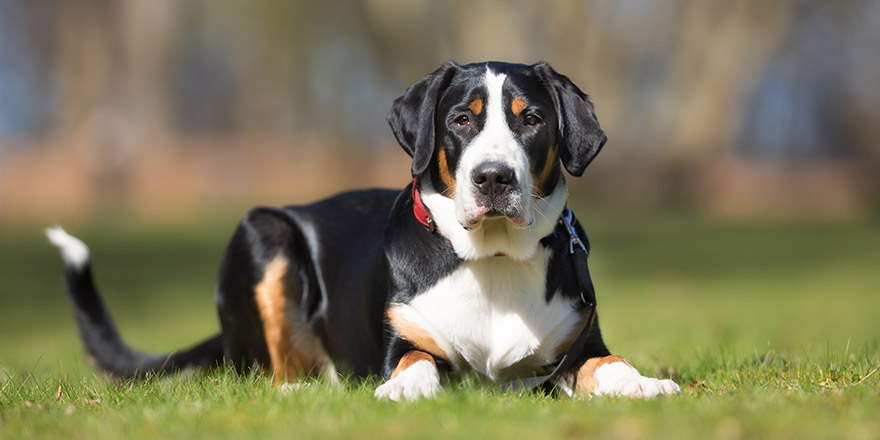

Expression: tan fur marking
xmin=468 ymin=98 xmax=483 ymax=115
xmin=534 ymin=146 xmax=557 ymax=197
xmin=511 ymin=97 xmax=527 ymax=116
xmin=575 ymin=355 xmax=634 ymax=395
xmin=437 ymin=149 xmax=456 ymax=198
xmin=390 ymin=350 xmax=436 ymax=379
xmin=255 ymin=254 xmax=323 ymax=385
xmin=387 ymin=307 xmax=449 ymax=361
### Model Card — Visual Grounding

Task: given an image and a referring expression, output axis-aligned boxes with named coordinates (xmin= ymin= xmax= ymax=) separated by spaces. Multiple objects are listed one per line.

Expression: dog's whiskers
xmin=530 ymin=184 xmax=547 ymax=199
xmin=441 ymin=185 xmax=457 ymax=198
xmin=533 ymin=201 xmax=551 ymax=224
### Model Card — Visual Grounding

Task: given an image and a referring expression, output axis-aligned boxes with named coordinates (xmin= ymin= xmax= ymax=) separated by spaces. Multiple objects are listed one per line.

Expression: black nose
xmin=472 ymin=162 xmax=516 ymax=196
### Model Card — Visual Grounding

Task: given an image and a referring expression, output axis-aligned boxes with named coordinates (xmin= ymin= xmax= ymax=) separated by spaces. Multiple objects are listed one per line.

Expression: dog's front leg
xmin=565 ymin=355 xmax=680 ymax=398
xmin=374 ymin=349 xmax=442 ymax=401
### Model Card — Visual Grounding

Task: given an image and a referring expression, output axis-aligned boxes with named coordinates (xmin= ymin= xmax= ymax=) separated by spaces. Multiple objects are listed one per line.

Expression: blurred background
xmin=1 ymin=0 xmax=879 ymax=387
xmin=1 ymin=0 xmax=878 ymax=225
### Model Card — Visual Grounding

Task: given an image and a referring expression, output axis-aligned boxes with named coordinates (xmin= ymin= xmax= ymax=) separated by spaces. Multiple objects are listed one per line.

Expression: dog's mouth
xmin=483 ymin=209 xmax=505 ymax=219
xmin=461 ymin=203 xmax=531 ymax=230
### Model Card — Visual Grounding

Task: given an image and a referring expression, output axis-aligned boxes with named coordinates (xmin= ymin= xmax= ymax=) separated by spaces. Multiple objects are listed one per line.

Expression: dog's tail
xmin=46 ymin=227 xmax=224 ymax=379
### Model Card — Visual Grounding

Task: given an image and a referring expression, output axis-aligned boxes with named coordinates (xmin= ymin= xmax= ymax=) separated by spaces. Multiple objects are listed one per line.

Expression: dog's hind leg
xmin=216 ymin=207 xmax=331 ymax=384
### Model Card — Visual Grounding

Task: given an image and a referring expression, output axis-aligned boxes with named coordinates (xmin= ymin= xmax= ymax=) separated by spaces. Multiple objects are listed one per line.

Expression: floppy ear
xmin=387 ymin=61 xmax=459 ymax=177
xmin=534 ymin=62 xmax=607 ymax=177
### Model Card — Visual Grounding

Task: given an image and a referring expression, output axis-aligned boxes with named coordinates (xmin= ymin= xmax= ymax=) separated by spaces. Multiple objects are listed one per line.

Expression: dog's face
xmin=389 ymin=62 xmax=606 ymax=259
xmin=433 ymin=65 xmax=561 ymax=229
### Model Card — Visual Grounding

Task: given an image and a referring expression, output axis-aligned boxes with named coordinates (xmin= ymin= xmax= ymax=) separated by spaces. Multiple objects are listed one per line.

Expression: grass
xmin=1 ymin=212 xmax=879 ymax=439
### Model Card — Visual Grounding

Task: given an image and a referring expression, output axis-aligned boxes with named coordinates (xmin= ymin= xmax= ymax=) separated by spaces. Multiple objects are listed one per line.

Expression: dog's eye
xmin=454 ymin=114 xmax=470 ymax=126
xmin=524 ymin=114 xmax=542 ymax=126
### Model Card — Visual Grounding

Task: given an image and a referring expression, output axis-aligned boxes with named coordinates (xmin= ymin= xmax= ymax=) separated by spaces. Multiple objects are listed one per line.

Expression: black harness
xmin=501 ymin=206 xmax=598 ymax=392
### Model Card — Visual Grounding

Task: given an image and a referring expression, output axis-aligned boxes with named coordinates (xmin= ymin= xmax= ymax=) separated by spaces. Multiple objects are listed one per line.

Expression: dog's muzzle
xmin=464 ymin=161 xmax=526 ymax=227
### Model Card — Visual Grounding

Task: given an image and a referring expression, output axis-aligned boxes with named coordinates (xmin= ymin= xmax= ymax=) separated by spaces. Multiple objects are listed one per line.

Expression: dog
xmin=47 ymin=61 xmax=680 ymax=400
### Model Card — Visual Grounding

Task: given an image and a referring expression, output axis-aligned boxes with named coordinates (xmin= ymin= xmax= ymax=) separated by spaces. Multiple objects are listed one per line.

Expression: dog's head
xmin=388 ymin=61 xmax=606 ymax=259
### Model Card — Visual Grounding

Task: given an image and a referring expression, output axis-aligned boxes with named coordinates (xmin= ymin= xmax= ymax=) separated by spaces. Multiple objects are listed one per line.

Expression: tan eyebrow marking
xmin=511 ymin=97 xmax=527 ymax=116
xmin=468 ymin=98 xmax=483 ymax=115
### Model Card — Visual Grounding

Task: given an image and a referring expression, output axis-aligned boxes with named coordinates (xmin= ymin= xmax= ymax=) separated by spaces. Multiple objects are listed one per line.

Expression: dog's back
xmin=48 ymin=188 xmax=399 ymax=380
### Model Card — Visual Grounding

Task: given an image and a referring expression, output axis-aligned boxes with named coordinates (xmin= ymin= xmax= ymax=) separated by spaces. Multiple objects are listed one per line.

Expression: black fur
xmin=59 ymin=262 xmax=223 ymax=377
xmin=216 ymin=189 xmax=397 ymax=377
xmin=52 ymin=61 xmax=613 ymax=387
xmin=534 ymin=62 xmax=607 ymax=177
xmin=540 ymin=218 xmax=611 ymax=361
xmin=384 ymin=182 xmax=462 ymax=300
xmin=387 ymin=61 xmax=460 ymax=177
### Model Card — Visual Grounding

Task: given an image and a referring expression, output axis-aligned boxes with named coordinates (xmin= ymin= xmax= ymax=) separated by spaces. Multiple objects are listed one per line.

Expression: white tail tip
xmin=46 ymin=226 xmax=91 ymax=270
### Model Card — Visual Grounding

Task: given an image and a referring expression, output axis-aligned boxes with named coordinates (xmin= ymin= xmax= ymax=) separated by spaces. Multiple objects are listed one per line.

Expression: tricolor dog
xmin=48 ymin=61 xmax=680 ymax=400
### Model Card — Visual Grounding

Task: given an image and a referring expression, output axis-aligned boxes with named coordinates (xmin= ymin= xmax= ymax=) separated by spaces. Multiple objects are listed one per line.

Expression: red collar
xmin=410 ymin=179 xmax=507 ymax=256
xmin=411 ymin=178 xmax=436 ymax=233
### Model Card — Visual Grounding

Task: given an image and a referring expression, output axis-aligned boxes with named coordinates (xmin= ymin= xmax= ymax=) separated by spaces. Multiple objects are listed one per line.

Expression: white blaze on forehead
xmin=457 ymin=69 xmax=523 ymax=178
xmin=422 ymin=66 xmax=567 ymax=260
xmin=482 ymin=69 xmax=509 ymax=133
xmin=470 ymin=69 xmax=522 ymax=162
xmin=454 ymin=68 xmax=532 ymax=221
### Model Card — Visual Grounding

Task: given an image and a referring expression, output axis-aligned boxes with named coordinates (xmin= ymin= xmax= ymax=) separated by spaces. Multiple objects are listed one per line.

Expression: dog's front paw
xmin=593 ymin=362 xmax=681 ymax=398
xmin=374 ymin=360 xmax=442 ymax=401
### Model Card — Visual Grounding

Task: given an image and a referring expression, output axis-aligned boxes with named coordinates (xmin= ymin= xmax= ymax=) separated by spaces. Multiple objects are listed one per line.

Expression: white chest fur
xmin=390 ymin=247 xmax=581 ymax=381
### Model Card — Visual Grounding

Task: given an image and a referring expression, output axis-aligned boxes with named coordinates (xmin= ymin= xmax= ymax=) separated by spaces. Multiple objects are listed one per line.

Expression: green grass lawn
xmin=1 ymin=213 xmax=878 ymax=439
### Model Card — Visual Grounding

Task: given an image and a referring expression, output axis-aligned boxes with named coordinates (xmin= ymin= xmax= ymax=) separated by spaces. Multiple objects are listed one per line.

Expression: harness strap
xmin=502 ymin=206 xmax=598 ymax=393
